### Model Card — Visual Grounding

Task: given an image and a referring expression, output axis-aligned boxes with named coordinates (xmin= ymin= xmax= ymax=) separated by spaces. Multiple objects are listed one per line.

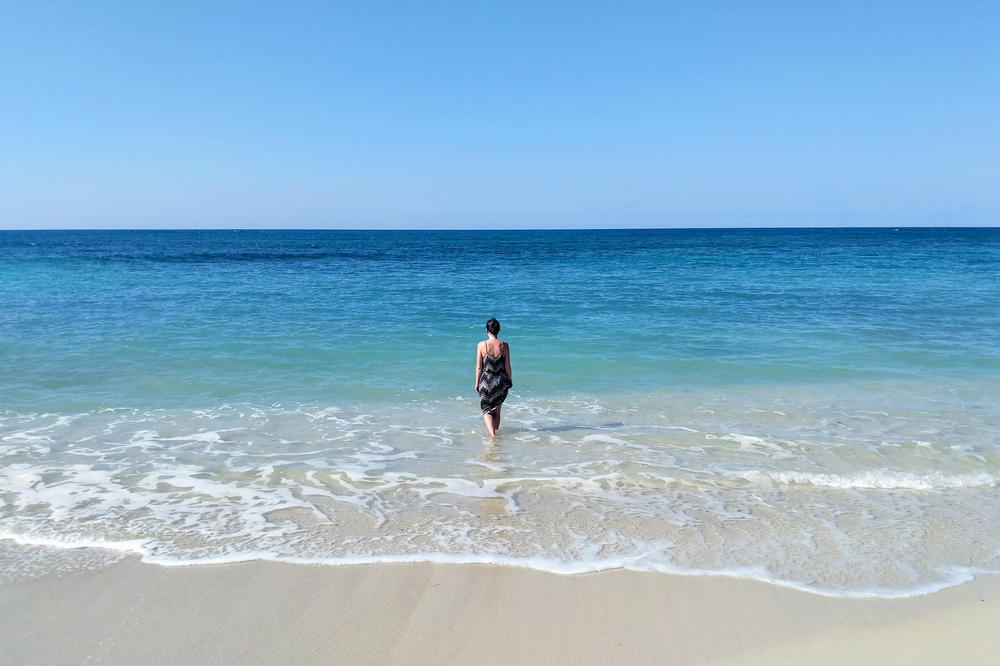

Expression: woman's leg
xmin=492 ymin=405 xmax=502 ymax=431
xmin=482 ymin=410 xmax=496 ymax=436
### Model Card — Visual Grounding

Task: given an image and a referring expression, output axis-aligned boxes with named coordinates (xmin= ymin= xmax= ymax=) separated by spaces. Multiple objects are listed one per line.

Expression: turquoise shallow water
xmin=4 ymin=228 xmax=999 ymax=408
xmin=1 ymin=228 xmax=999 ymax=595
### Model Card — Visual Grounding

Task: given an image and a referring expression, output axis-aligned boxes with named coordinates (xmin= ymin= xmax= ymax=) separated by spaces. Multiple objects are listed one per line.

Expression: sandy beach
xmin=2 ymin=557 xmax=997 ymax=665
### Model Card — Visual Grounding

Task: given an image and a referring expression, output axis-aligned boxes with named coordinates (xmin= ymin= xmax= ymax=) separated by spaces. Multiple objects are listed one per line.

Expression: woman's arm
xmin=504 ymin=342 xmax=512 ymax=384
xmin=474 ymin=342 xmax=483 ymax=391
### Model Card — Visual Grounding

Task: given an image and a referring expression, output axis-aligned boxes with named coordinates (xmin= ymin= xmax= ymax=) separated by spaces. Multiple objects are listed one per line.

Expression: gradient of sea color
xmin=2 ymin=228 xmax=999 ymax=596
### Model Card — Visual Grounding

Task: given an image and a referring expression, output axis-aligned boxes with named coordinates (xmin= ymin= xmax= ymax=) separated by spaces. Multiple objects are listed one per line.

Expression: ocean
xmin=1 ymin=227 xmax=998 ymax=596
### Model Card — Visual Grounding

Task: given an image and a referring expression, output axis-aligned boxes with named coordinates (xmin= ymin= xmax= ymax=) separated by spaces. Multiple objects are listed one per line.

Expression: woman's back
xmin=482 ymin=338 xmax=506 ymax=358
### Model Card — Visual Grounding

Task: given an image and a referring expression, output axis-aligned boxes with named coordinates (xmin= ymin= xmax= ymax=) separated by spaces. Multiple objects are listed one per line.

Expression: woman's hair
xmin=485 ymin=318 xmax=500 ymax=335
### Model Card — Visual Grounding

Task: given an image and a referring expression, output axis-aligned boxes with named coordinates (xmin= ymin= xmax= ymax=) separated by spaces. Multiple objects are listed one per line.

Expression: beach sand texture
xmin=2 ymin=558 xmax=998 ymax=665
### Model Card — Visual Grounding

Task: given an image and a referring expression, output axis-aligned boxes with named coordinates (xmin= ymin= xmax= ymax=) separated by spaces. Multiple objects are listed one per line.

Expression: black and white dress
xmin=478 ymin=343 xmax=512 ymax=414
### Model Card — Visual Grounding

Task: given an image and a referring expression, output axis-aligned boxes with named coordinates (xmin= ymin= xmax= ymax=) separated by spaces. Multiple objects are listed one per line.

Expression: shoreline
xmin=2 ymin=556 xmax=998 ymax=665
xmin=2 ymin=536 xmax=989 ymax=600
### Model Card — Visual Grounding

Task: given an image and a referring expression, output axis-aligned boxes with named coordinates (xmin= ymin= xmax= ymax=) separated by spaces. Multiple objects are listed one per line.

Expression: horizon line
xmin=2 ymin=223 xmax=999 ymax=232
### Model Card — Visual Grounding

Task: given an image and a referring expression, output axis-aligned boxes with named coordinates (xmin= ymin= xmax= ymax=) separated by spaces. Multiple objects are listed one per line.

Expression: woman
xmin=475 ymin=318 xmax=513 ymax=437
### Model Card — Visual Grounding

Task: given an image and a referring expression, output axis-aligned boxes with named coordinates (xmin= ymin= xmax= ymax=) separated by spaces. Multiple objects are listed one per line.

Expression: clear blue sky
xmin=2 ymin=1 xmax=998 ymax=229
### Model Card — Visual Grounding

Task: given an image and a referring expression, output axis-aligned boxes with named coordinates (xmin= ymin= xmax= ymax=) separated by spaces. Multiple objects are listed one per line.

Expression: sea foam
xmin=1 ymin=393 xmax=998 ymax=598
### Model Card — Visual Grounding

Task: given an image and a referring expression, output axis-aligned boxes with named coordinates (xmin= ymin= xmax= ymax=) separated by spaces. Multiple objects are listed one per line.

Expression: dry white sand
xmin=1 ymin=558 xmax=998 ymax=665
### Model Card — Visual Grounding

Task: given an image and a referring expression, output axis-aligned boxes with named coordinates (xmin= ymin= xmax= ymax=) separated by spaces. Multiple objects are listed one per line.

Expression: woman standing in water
xmin=475 ymin=318 xmax=513 ymax=437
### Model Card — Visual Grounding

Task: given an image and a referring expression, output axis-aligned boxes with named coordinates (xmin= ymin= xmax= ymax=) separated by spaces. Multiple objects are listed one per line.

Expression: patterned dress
xmin=478 ymin=343 xmax=512 ymax=414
